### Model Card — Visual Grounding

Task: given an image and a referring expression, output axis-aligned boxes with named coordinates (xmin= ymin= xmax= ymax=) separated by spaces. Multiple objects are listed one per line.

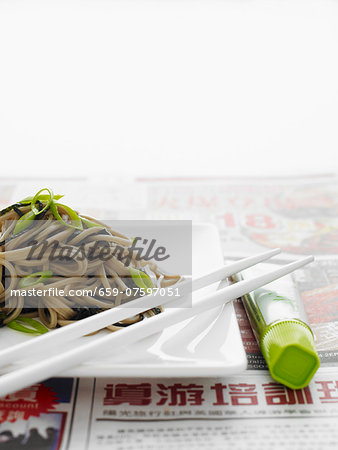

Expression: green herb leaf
xmin=6 ymin=316 xmax=49 ymax=335
xmin=31 ymin=188 xmax=54 ymax=215
xmin=20 ymin=194 xmax=63 ymax=203
xmin=50 ymin=202 xmax=83 ymax=230
xmin=129 ymin=267 xmax=154 ymax=293
xmin=12 ymin=210 xmax=36 ymax=235
xmin=18 ymin=270 xmax=53 ymax=289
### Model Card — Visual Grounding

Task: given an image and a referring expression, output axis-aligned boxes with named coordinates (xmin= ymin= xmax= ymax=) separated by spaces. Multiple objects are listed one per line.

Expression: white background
xmin=0 ymin=0 xmax=337 ymax=179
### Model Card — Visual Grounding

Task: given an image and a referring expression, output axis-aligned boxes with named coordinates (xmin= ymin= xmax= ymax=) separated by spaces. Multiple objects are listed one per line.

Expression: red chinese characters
xmin=211 ymin=383 xmax=258 ymax=406
xmin=228 ymin=383 xmax=258 ymax=406
xmin=315 ymin=381 xmax=338 ymax=403
xmin=263 ymin=382 xmax=313 ymax=405
xmin=157 ymin=383 xmax=205 ymax=406
xmin=103 ymin=383 xmax=152 ymax=406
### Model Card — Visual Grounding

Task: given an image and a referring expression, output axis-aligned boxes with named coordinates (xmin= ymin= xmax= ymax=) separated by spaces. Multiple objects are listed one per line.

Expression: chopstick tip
xmin=293 ymin=255 xmax=314 ymax=269
xmin=305 ymin=255 xmax=315 ymax=264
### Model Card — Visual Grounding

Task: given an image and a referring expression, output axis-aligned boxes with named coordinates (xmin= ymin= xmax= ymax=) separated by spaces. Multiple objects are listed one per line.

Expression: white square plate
xmin=0 ymin=224 xmax=247 ymax=378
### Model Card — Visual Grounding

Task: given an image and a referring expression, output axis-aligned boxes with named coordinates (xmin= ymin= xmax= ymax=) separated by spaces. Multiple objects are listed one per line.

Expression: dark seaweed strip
xmin=2 ymin=266 xmax=10 ymax=290
xmin=43 ymin=308 xmax=51 ymax=321
xmin=113 ymin=313 xmax=144 ymax=327
xmin=0 ymin=266 xmax=11 ymax=300
xmin=71 ymin=308 xmax=144 ymax=327
xmin=0 ymin=206 xmax=50 ymax=247
xmin=13 ymin=205 xmax=24 ymax=217
xmin=34 ymin=205 xmax=48 ymax=221
xmin=1 ymin=265 xmax=5 ymax=288
xmin=20 ymin=308 xmax=39 ymax=314
xmin=0 ymin=205 xmax=15 ymax=216
xmin=0 ymin=310 xmax=8 ymax=328
xmin=35 ymin=200 xmax=43 ymax=212
xmin=0 ymin=202 xmax=31 ymax=217
xmin=71 ymin=307 xmax=100 ymax=320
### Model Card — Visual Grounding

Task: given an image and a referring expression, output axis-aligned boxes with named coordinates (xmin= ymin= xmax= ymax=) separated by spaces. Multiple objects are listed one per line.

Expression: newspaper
xmin=0 ymin=174 xmax=338 ymax=449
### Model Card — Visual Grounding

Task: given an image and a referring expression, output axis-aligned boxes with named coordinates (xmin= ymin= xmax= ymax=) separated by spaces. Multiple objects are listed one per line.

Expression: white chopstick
xmin=0 ymin=247 xmax=280 ymax=369
xmin=0 ymin=255 xmax=313 ymax=397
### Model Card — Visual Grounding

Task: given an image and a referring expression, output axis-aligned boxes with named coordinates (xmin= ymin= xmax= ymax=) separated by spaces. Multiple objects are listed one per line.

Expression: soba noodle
xmin=0 ymin=190 xmax=181 ymax=333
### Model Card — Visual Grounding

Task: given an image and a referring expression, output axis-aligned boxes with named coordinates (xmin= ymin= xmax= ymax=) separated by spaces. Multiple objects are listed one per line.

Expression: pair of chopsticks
xmin=0 ymin=248 xmax=313 ymax=397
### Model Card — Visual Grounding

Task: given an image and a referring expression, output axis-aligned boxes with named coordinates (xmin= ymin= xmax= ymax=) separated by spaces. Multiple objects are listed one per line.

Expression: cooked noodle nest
xmin=0 ymin=205 xmax=181 ymax=331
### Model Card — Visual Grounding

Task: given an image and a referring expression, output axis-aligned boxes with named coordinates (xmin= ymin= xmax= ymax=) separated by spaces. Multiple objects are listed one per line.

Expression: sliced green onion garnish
xmin=1 ymin=192 xmax=63 ymax=217
xmin=12 ymin=210 xmax=36 ymax=235
xmin=50 ymin=202 xmax=83 ymax=230
xmin=18 ymin=270 xmax=53 ymax=289
xmin=7 ymin=316 xmax=49 ymax=335
xmin=129 ymin=267 xmax=154 ymax=292
xmin=10 ymin=189 xmax=82 ymax=236
xmin=20 ymin=194 xmax=63 ymax=203
xmin=31 ymin=188 xmax=54 ymax=215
